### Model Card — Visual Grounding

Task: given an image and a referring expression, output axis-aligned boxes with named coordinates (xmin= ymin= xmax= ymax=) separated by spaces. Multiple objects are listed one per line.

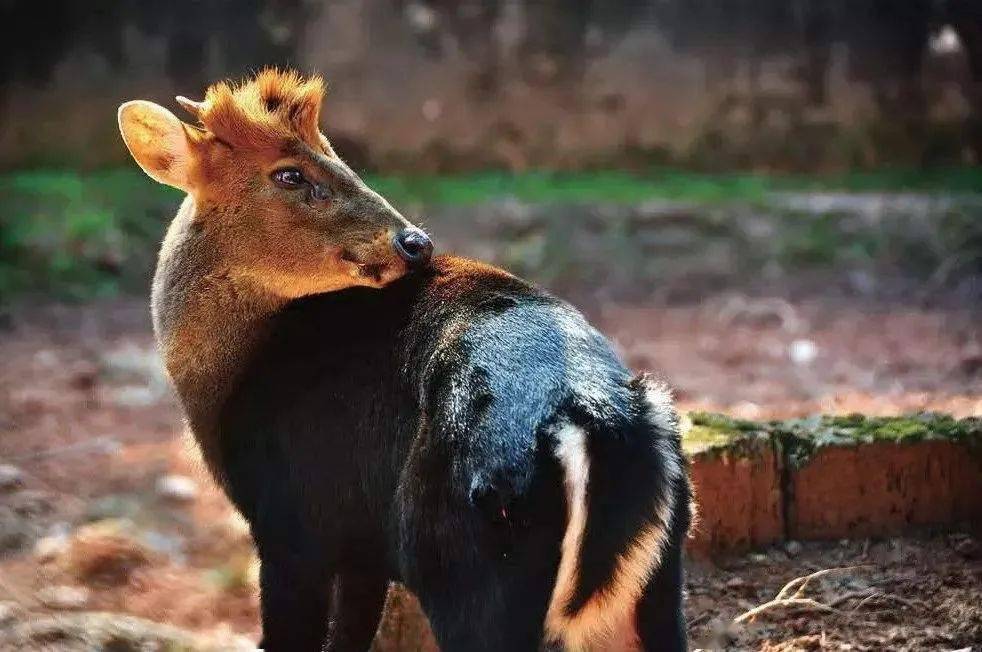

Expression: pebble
xmin=110 ymin=386 xmax=162 ymax=408
xmin=789 ymin=339 xmax=818 ymax=365
xmin=784 ymin=540 xmax=803 ymax=557
xmin=142 ymin=529 xmax=186 ymax=561
xmin=951 ymin=534 xmax=979 ymax=559
xmin=0 ymin=601 xmax=21 ymax=626
xmin=100 ymin=344 xmax=166 ymax=385
xmin=10 ymin=490 xmax=51 ymax=517
xmin=34 ymin=533 xmax=69 ymax=563
xmin=36 ymin=585 xmax=90 ymax=610
xmin=0 ymin=464 xmax=23 ymax=492
xmin=100 ymin=344 xmax=169 ymax=405
xmin=156 ymin=475 xmax=198 ymax=503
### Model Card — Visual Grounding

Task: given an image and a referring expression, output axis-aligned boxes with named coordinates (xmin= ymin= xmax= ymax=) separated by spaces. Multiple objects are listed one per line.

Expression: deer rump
xmin=215 ymin=258 xmax=688 ymax=651
xmin=396 ymin=296 xmax=688 ymax=652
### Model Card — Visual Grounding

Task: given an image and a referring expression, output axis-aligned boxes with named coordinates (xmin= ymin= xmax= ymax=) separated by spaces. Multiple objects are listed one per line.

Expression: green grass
xmin=365 ymin=169 xmax=777 ymax=205
xmin=367 ymin=166 xmax=982 ymax=205
xmin=2 ymin=166 xmax=980 ymax=299
xmin=0 ymin=169 xmax=179 ymax=298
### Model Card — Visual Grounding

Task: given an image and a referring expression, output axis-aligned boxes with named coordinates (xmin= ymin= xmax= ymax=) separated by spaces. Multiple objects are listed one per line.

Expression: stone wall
xmin=2 ymin=1 xmax=978 ymax=171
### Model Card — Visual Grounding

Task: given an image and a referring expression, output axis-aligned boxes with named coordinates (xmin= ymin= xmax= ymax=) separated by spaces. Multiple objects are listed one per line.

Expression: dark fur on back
xmin=211 ymin=256 xmax=689 ymax=651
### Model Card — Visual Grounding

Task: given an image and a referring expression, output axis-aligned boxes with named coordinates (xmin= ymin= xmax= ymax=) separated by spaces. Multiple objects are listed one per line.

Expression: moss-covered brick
xmin=681 ymin=411 xmax=770 ymax=459
xmin=773 ymin=413 xmax=982 ymax=469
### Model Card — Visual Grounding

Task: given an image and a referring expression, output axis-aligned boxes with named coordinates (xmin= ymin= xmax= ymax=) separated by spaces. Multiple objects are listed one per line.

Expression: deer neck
xmin=151 ymin=196 xmax=285 ymax=437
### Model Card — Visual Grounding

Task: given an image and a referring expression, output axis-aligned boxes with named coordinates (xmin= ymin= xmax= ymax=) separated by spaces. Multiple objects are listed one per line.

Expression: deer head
xmin=118 ymin=69 xmax=431 ymax=301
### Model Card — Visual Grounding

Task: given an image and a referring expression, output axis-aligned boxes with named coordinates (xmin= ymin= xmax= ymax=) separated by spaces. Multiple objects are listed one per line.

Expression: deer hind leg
xmin=250 ymin=478 xmax=337 ymax=652
xmin=256 ymin=544 xmax=333 ymax=652
xmin=324 ymin=569 xmax=390 ymax=651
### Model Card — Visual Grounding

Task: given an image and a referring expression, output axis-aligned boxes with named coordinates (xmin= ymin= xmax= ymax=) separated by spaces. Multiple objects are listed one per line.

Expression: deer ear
xmin=118 ymin=100 xmax=197 ymax=191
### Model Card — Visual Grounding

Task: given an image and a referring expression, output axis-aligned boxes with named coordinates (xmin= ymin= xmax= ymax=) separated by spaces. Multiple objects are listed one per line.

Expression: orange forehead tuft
xmin=194 ymin=68 xmax=327 ymax=152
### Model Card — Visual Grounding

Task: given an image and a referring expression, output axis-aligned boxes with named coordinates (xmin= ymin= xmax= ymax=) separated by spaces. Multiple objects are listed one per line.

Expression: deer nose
xmin=393 ymin=228 xmax=433 ymax=268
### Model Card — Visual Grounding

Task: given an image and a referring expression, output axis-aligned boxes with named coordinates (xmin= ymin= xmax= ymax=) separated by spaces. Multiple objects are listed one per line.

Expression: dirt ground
xmin=0 ymin=294 xmax=980 ymax=650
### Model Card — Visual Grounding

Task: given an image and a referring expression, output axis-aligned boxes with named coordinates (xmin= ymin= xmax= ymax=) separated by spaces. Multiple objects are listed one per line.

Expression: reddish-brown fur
xmin=119 ymin=69 xmax=690 ymax=652
xmin=196 ymin=69 xmax=329 ymax=153
xmin=119 ymin=68 xmax=422 ymax=491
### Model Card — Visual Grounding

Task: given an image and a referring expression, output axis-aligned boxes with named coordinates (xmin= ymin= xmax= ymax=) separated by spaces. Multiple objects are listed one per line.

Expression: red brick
xmin=686 ymin=442 xmax=784 ymax=556
xmin=788 ymin=440 xmax=982 ymax=540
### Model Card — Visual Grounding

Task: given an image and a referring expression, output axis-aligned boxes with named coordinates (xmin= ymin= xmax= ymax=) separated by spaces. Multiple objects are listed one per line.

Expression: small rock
xmin=100 ymin=344 xmax=166 ymax=385
xmin=34 ymin=533 xmax=69 ymax=563
xmin=36 ymin=585 xmax=89 ymax=610
xmin=848 ymin=269 xmax=878 ymax=295
xmin=0 ymin=507 xmax=32 ymax=552
xmin=100 ymin=344 xmax=169 ymax=406
xmin=789 ymin=339 xmax=818 ymax=365
xmin=10 ymin=490 xmax=51 ymax=517
xmin=156 ymin=475 xmax=198 ymax=503
xmin=0 ymin=600 xmax=22 ymax=626
xmin=87 ymin=437 xmax=122 ymax=456
xmin=421 ymin=98 xmax=442 ymax=122
xmin=2 ymin=611 xmax=253 ymax=650
xmin=0 ymin=464 xmax=24 ymax=492
xmin=142 ymin=529 xmax=186 ymax=561
xmin=33 ymin=350 xmax=58 ymax=367
xmin=749 ymin=553 xmax=768 ymax=564
xmin=405 ymin=1 xmax=438 ymax=32
xmin=725 ymin=576 xmax=745 ymax=588
xmin=110 ymin=386 xmax=161 ymax=408
xmin=950 ymin=533 xmax=979 ymax=559
xmin=784 ymin=540 xmax=803 ymax=557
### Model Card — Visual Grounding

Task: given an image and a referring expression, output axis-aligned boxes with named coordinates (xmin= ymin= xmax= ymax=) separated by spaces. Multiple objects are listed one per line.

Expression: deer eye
xmin=271 ymin=168 xmax=307 ymax=188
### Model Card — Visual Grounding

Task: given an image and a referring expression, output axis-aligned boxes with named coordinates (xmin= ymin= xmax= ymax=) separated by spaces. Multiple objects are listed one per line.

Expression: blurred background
xmin=1 ymin=2 xmax=980 ymax=650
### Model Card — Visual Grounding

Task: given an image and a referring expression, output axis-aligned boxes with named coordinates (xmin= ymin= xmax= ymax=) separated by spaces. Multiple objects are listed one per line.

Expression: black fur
xmin=210 ymin=256 xmax=689 ymax=651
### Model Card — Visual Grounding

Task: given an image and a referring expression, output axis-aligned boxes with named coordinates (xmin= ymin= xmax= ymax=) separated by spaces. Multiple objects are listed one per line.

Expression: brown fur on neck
xmin=138 ymin=69 xmax=419 ymax=466
xmin=152 ymin=197 xmax=284 ymax=445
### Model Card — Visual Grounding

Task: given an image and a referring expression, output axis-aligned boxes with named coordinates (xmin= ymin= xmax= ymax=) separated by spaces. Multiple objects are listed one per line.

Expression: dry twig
xmin=829 ymin=589 xmax=878 ymax=608
xmin=775 ymin=565 xmax=871 ymax=601
xmin=734 ymin=597 xmax=837 ymax=624
xmin=733 ymin=566 xmax=872 ymax=625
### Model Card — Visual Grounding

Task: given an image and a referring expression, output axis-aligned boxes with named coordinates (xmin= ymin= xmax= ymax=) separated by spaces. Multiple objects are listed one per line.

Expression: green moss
xmin=682 ymin=412 xmax=980 ymax=467
xmin=826 ymin=414 xmax=926 ymax=440
xmin=689 ymin=411 xmax=759 ymax=432
xmin=820 ymin=412 xmax=980 ymax=443
xmin=682 ymin=425 xmax=741 ymax=455
xmin=773 ymin=413 xmax=982 ymax=468
xmin=681 ymin=412 xmax=768 ymax=458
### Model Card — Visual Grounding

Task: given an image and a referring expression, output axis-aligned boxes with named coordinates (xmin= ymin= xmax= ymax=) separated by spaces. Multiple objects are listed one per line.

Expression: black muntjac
xmin=118 ymin=68 xmax=692 ymax=652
